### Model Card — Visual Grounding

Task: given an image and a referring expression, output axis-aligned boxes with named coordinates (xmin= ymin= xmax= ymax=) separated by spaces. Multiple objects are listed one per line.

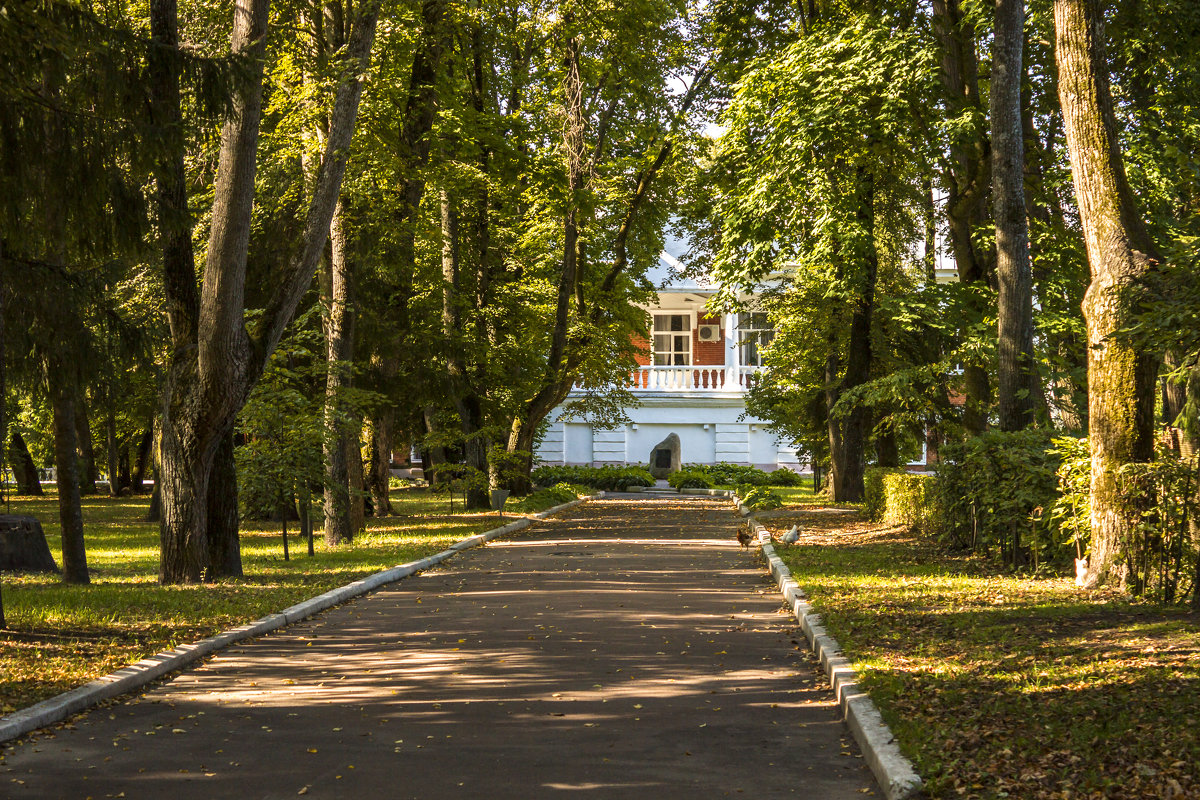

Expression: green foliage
xmin=667 ymin=469 xmax=713 ymax=490
xmin=507 ymin=483 xmax=580 ymax=513
xmin=1113 ymin=449 xmax=1200 ymax=604
xmin=863 ymin=467 xmax=904 ymax=521
xmin=235 ymin=318 xmax=326 ymax=521
xmin=1047 ymin=436 xmax=1091 ymax=559
xmin=530 ymin=464 xmax=655 ymax=492
xmin=738 ymin=486 xmax=783 ymax=510
xmin=933 ymin=429 xmax=1064 ymax=568
xmin=683 ymin=462 xmax=800 ymax=487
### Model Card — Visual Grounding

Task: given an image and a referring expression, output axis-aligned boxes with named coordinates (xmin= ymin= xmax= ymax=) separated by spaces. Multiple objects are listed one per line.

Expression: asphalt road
xmin=1 ymin=496 xmax=879 ymax=799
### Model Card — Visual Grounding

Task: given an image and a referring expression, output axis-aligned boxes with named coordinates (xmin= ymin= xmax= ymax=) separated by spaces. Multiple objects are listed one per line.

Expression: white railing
xmin=576 ymin=365 xmax=761 ymax=392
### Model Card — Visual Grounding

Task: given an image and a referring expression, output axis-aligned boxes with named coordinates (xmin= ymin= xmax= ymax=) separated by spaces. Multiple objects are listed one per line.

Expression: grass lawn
xmin=0 ymin=488 xmax=558 ymax=713
xmin=717 ymin=482 xmax=835 ymax=507
xmin=761 ymin=508 xmax=1200 ymax=800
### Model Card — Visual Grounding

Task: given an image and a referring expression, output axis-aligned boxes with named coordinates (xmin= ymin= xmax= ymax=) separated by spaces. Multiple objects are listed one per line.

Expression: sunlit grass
xmin=0 ymin=488 xmax=546 ymax=712
xmin=763 ymin=510 xmax=1200 ymax=799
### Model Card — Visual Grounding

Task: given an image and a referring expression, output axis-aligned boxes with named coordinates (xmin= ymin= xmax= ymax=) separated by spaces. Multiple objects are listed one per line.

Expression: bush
xmin=507 ymin=483 xmax=579 ymax=513
xmin=768 ymin=468 xmax=804 ymax=487
xmin=668 ymin=469 xmax=713 ymax=490
xmin=739 ymin=486 xmax=783 ymax=510
xmin=863 ymin=467 xmax=904 ymax=521
xmin=530 ymin=464 xmax=655 ymax=491
xmin=681 ymin=462 xmax=801 ymax=487
xmin=934 ymin=429 xmax=1062 ymax=567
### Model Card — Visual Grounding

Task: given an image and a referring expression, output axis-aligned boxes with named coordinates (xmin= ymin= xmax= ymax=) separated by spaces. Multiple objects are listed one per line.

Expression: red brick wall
xmin=632 ymin=333 xmax=651 ymax=366
xmin=693 ymin=314 xmax=725 ymax=366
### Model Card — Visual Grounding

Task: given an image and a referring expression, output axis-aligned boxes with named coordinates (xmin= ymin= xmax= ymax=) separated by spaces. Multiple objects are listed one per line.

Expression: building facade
xmin=534 ymin=250 xmax=801 ymax=472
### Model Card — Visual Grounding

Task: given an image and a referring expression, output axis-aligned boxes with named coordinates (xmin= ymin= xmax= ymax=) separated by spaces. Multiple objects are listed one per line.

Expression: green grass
xmin=0 ymin=488 xmax=558 ymax=713
xmin=717 ymin=482 xmax=828 ymax=506
xmin=763 ymin=509 xmax=1200 ymax=800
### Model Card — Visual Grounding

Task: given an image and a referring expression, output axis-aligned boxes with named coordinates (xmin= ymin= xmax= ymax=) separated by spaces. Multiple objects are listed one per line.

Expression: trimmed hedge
xmin=530 ymin=464 xmax=655 ymax=491
xmin=684 ymin=462 xmax=802 ymax=487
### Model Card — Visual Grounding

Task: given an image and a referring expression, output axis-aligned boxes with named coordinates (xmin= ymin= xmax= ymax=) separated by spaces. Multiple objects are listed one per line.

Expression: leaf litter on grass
xmin=765 ymin=508 xmax=1200 ymax=800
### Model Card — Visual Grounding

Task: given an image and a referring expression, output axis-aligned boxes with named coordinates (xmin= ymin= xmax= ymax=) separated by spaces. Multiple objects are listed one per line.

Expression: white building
xmin=534 ymin=241 xmax=801 ymax=472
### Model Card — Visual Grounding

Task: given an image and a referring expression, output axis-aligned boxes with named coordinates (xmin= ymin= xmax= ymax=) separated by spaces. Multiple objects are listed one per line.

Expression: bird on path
xmin=736 ymin=525 xmax=753 ymax=548
xmin=781 ymin=525 xmax=800 ymax=544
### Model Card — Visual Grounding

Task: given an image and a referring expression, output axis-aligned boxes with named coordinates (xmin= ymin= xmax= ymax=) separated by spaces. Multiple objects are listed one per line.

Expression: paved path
xmin=1 ymin=497 xmax=879 ymax=798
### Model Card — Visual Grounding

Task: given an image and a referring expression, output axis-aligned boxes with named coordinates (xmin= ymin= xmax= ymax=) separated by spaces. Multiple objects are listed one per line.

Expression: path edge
xmin=736 ymin=498 xmax=923 ymax=800
xmin=0 ymin=494 xmax=595 ymax=745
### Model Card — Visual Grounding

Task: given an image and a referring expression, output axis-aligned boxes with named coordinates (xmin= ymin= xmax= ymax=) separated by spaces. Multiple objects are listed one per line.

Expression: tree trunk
xmin=323 ymin=196 xmax=355 ymax=546
xmin=9 ymin=432 xmax=44 ymax=496
xmin=153 ymin=0 xmax=381 ymax=581
xmin=993 ymin=0 xmax=1038 ymax=432
xmin=0 ymin=274 xmax=6 ymax=628
xmin=132 ymin=425 xmax=153 ymax=493
xmin=347 ymin=421 xmax=366 ymax=534
xmin=827 ymin=166 xmax=877 ymax=503
xmin=366 ymin=408 xmax=394 ymax=516
xmin=105 ymin=408 xmax=120 ymax=496
xmin=933 ymin=0 xmax=994 ymax=435
xmin=876 ymin=429 xmax=900 ymax=468
xmin=1054 ymin=0 xmax=1162 ymax=588
xmin=206 ymin=431 xmax=242 ymax=577
xmin=75 ymin=400 xmax=98 ymax=495
xmin=51 ymin=377 xmax=89 ymax=584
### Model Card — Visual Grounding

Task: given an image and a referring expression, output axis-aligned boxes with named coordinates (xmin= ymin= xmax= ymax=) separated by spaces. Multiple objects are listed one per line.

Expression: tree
xmin=1054 ymin=0 xmax=1161 ymax=587
xmin=992 ymin=0 xmax=1038 ymax=431
xmin=154 ymin=0 xmax=383 ymax=582
xmin=715 ymin=13 xmax=937 ymax=501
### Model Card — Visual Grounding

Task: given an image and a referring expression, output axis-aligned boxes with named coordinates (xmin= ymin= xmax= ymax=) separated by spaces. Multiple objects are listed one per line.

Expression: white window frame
xmin=737 ymin=312 xmax=774 ymax=367
xmin=652 ymin=312 xmax=693 ymax=366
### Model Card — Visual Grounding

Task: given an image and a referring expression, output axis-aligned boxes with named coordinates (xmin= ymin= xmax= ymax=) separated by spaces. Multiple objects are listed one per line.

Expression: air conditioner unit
xmin=697 ymin=324 xmax=721 ymax=342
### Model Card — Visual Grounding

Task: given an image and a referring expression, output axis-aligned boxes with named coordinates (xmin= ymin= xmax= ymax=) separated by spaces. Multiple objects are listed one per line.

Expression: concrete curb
xmin=0 ymin=494 xmax=595 ymax=746
xmin=737 ymin=500 xmax=923 ymax=800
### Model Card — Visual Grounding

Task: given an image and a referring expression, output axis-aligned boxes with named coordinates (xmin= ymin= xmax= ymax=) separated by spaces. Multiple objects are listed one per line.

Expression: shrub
xmin=530 ymin=464 xmax=654 ymax=491
xmin=934 ymin=429 xmax=1062 ymax=567
xmin=507 ymin=483 xmax=579 ymax=513
xmin=882 ymin=472 xmax=938 ymax=533
xmin=863 ymin=467 xmax=904 ymax=521
xmin=668 ymin=469 xmax=713 ymax=490
xmin=768 ymin=468 xmax=804 ymax=487
xmin=739 ymin=486 xmax=783 ymax=510
xmin=681 ymin=462 xmax=801 ymax=487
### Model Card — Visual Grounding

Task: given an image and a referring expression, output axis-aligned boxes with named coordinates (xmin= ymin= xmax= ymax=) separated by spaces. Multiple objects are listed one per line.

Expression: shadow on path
xmin=1 ymin=497 xmax=879 ymax=799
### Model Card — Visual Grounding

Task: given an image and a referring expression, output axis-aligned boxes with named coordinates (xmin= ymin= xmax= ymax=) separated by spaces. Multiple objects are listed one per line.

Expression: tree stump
xmin=0 ymin=515 xmax=59 ymax=572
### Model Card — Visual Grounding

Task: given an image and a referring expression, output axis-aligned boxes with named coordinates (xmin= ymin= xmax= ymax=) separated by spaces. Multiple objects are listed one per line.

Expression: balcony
xmin=576 ymin=365 xmax=762 ymax=393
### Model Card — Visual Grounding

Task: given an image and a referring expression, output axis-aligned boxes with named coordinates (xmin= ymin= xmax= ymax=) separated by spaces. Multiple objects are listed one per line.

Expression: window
xmin=652 ymin=314 xmax=691 ymax=365
xmin=737 ymin=312 xmax=774 ymax=367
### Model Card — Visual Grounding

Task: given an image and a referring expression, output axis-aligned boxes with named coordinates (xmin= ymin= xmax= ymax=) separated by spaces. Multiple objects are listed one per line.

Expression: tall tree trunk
xmin=132 ymin=425 xmax=152 ymax=493
xmin=105 ymin=407 xmax=120 ymax=496
xmin=10 ymin=432 xmax=44 ymax=495
xmin=206 ymin=431 xmax=242 ymax=577
xmin=933 ymin=0 xmax=994 ymax=434
xmin=1054 ymin=0 xmax=1161 ymax=588
xmin=828 ymin=166 xmax=878 ymax=503
xmin=75 ymin=400 xmax=98 ymax=495
xmin=152 ymin=0 xmax=381 ymax=581
xmin=347 ymin=421 xmax=366 ymax=534
xmin=993 ymin=0 xmax=1038 ymax=431
xmin=323 ymin=196 xmax=355 ymax=546
xmin=51 ymin=376 xmax=89 ymax=584
xmin=366 ymin=405 xmax=394 ymax=516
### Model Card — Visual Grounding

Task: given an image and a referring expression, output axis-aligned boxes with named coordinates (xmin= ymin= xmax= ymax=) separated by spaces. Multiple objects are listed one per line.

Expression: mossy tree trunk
xmin=992 ymin=0 xmax=1038 ymax=431
xmin=1054 ymin=0 xmax=1161 ymax=588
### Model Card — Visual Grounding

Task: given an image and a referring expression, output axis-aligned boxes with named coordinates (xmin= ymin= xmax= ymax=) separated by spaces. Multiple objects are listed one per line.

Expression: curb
xmin=0 ymin=494 xmax=594 ymax=746
xmin=737 ymin=500 xmax=923 ymax=800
